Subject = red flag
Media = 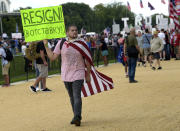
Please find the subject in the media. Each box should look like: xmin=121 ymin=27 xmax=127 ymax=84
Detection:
xmin=69 ymin=40 xmax=114 ymax=97
xmin=127 ymin=2 xmax=131 ymax=11
xmin=161 ymin=0 xmax=166 ymax=4
xmin=140 ymin=0 xmax=144 ymax=8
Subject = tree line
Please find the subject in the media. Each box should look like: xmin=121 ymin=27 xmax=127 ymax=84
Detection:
xmin=0 ymin=2 xmax=173 ymax=37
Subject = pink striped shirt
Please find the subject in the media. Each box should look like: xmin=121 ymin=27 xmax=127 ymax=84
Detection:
xmin=53 ymin=40 xmax=85 ymax=82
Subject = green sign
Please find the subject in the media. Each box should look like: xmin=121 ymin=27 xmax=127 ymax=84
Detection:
xmin=20 ymin=6 xmax=66 ymax=42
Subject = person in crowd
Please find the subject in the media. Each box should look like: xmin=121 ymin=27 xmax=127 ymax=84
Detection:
xmin=164 ymin=31 xmax=171 ymax=60
xmin=124 ymin=28 xmax=140 ymax=83
xmin=99 ymin=34 xmax=109 ymax=66
xmin=158 ymin=29 xmax=166 ymax=60
xmin=90 ymin=36 xmax=96 ymax=61
xmin=142 ymin=28 xmax=152 ymax=67
xmin=117 ymin=34 xmax=128 ymax=77
xmin=170 ymin=30 xmax=176 ymax=58
xmin=0 ymin=42 xmax=10 ymax=87
xmin=151 ymin=31 xmax=164 ymax=70
xmin=172 ymin=30 xmax=180 ymax=60
xmin=10 ymin=38 xmax=16 ymax=55
xmin=43 ymin=25 xmax=91 ymax=126
xmin=136 ymin=30 xmax=144 ymax=66
xmin=29 ymin=41 xmax=51 ymax=92
xmin=112 ymin=35 xmax=119 ymax=62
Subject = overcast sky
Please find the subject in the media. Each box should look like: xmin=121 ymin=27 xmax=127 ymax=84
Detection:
xmin=10 ymin=0 xmax=169 ymax=16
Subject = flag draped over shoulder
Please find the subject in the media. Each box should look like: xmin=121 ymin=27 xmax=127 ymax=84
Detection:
xmin=169 ymin=0 xmax=180 ymax=29
xmin=69 ymin=39 xmax=114 ymax=97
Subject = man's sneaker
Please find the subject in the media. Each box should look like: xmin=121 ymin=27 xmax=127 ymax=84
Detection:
xmin=36 ymin=87 xmax=41 ymax=92
xmin=152 ymin=67 xmax=156 ymax=70
xmin=70 ymin=116 xmax=82 ymax=124
xmin=129 ymin=80 xmax=138 ymax=83
xmin=29 ymin=86 xmax=36 ymax=92
xmin=41 ymin=88 xmax=52 ymax=92
xmin=72 ymin=116 xmax=81 ymax=126
xmin=157 ymin=67 xmax=162 ymax=70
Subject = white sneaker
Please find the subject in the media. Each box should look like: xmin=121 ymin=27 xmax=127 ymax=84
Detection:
xmin=36 ymin=87 xmax=40 ymax=92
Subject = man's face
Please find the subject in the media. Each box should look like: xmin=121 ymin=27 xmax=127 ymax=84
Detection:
xmin=67 ymin=26 xmax=78 ymax=39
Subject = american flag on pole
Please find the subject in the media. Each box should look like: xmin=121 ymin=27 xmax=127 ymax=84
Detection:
xmin=127 ymin=1 xmax=131 ymax=11
xmin=69 ymin=39 xmax=114 ymax=97
xmin=169 ymin=0 xmax=180 ymax=29
xmin=161 ymin=0 xmax=166 ymax=4
xmin=140 ymin=0 xmax=144 ymax=8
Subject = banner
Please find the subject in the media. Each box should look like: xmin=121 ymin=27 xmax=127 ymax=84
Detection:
xmin=112 ymin=24 xmax=120 ymax=34
xmin=12 ymin=33 xmax=22 ymax=39
xmin=20 ymin=6 xmax=66 ymax=42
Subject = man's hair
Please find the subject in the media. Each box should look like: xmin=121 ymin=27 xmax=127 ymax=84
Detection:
xmin=161 ymin=29 xmax=164 ymax=32
xmin=145 ymin=28 xmax=149 ymax=33
xmin=66 ymin=25 xmax=77 ymax=32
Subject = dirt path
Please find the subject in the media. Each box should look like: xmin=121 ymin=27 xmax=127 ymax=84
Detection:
xmin=0 ymin=60 xmax=180 ymax=131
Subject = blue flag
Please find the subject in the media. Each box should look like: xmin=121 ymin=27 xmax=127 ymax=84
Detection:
xmin=148 ymin=2 xmax=155 ymax=10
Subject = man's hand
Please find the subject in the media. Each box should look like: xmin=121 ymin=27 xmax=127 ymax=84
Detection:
xmin=43 ymin=40 xmax=48 ymax=47
xmin=44 ymin=61 xmax=48 ymax=66
xmin=85 ymin=74 xmax=91 ymax=83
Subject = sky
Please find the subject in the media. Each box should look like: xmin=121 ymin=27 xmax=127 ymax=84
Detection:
xmin=9 ymin=0 xmax=169 ymax=17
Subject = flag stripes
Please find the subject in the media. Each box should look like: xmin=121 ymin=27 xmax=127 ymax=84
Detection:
xmin=169 ymin=0 xmax=180 ymax=29
xmin=70 ymin=40 xmax=114 ymax=97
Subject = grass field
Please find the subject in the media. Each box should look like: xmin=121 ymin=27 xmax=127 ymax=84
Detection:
xmin=0 ymin=60 xmax=180 ymax=131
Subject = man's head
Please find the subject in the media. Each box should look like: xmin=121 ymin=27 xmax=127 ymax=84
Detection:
xmin=145 ymin=28 xmax=149 ymax=33
xmin=130 ymin=27 xmax=136 ymax=35
xmin=153 ymin=31 xmax=158 ymax=37
xmin=137 ymin=30 xmax=142 ymax=37
xmin=161 ymin=29 xmax=164 ymax=32
xmin=67 ymin=25 xmax=78 ymax=40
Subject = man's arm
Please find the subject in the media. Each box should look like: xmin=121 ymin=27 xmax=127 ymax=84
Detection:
xmin=43 ymin=40 xmax=59 ymax=61
xmin=40 ymin=50 xmax=48 ymax=66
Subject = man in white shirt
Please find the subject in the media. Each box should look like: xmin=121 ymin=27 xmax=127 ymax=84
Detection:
xmin=158 ymin=29 xmax=166 ymax=60
xmin=0 ymin=42 xmax=10 ymax=87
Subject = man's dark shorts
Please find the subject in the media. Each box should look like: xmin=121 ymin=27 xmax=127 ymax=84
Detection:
xmin=152 ymin=52 xmax=160 ymax=59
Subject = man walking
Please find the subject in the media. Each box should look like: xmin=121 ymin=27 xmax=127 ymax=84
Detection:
xmin=43 ymin=25 xmax=91 ymax=126
xmin=0 ymin=42 xmax=10 ymax=87
xmin=151 ymin=31 xmax=164 ymax=70
xmin=29 ymin=41 xmax=51 ymax=92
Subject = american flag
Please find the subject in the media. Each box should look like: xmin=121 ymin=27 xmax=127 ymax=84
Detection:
xmin=161 ymin=0 xmax=166 ymax=4
xmin=176 ymin=0 xmax=180 ymax=15
xmin=69 ymin=40 xmax=114 ymax=97
xmin=169 ymin=0 xmax=180 ymax=29
xmin=127 ymin=1 xmax=131 ymax=11
xmin=140 ymin=0 xmax=144 ymax=8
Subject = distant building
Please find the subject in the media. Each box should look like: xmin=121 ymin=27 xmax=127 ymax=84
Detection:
xmin=0 ymin=0 xmax=10 ymax=13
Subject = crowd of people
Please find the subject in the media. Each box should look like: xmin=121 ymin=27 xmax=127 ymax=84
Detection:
xmin=0 ymin=25 xmax=179 ymax=126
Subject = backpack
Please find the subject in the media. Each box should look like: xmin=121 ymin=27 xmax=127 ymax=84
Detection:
xmin=3 ymin=48 xmax=13 ymax=61
xmin=25 ymin=42 xmax=40 ymax=61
